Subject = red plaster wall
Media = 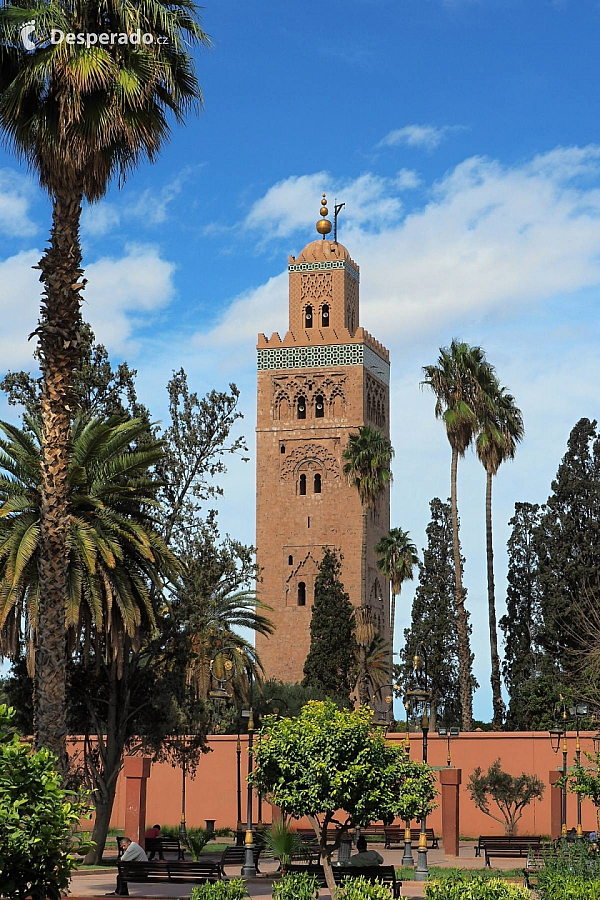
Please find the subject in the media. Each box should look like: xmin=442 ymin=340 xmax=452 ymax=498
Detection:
xmin=103 ymin=731 xmax=599 ymax=838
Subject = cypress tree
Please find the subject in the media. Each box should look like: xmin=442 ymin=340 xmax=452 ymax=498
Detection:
xmin=303 ymin=548 xmax=357 ymax=705
xmin=500 ymin=502 xmax=552 ymax=730
xmin=535 ymin=418 xmax=600 ymax=674
xmin=399 ymin=498 xmax=464 ymax=730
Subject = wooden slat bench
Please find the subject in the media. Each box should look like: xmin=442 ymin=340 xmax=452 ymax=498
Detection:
xmin=383 ymin=826 xmax=438 ymax=849
xmin=476 ymin=834 xmax=542 ymax=857
xmin=286 ymin=863 xmax=401 ymax=898
xmin=219 ymin=844 xmax=262 ymax=876
xmin=484 ymin=841 xmax=542 ymax=867
xmin=145 ymin=837 xmax=185 ymax=860
xmin=522 ymin=848 xmax=546 ymax=888
xmin=116 ymin=861 xmax=220 ymax=895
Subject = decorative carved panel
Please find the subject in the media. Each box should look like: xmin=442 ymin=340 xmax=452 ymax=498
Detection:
xmin=280 ymin=443 xmax=341 ymax=480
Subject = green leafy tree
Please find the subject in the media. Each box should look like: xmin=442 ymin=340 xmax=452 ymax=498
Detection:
xmin=423 ymin=340 xmax=497 ymax=730
xmin=353 ymin=611 xmax=390 ymax=707
xmin=251 ymin=700 xmax=437 ymax=894
xmin=399 ymin=499 xmax=465 ymax=730
xmin=535 ymin=419 xmax=600 ymax=676
xmin=0 ymin=705 xmax=91 ymax=900
xmin=0 ymin=324 xmax=148 ymax=426
xmin=467 ymin=758 xmax=545 ymax=835
xmin=303 ymin=549 xmax=357 ymax=705
xmin=375 ymin=527 xmax=418 ymax=676
xmin=0 ymin=0 xmax=208 ymax=764
xmin=476 ymin=384 xmax=524 ymax=729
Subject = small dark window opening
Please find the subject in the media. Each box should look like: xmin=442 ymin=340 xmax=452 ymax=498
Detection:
xmin=299 ymin=474 xmax=307 ymax=495
xmin=305 ymin=305 xmax=313 ymax=328
xmin=288 ymin=554 xmax=293 ymax=565
xmin=297 ymin=396 xmax=306 ymax=419
xmin=315 ymin=394 xmax=324 ymax=418
xmin=280 ymin=444 xmax=286 ymax=454
xmin=314 ymin=473 xmax=322 ymax=493
xmin=307 ymin=516 xmax=310 ymax=528
xmin=322 ymin=304 xmax=330 ymax=327
xmin=298 ymin=582 xmax=306 ymax=606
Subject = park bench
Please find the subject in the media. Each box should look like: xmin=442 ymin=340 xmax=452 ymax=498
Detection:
xmin=144 ymin=837 xmax=185 ymax=860
xmin=286 ymin=863 xmax=401 ymax=898
xmin=383 ymin=826 xmax=438 ymax=849
xmin=116 ymin=860 xmax=220 ymax=895
xmin=475 ymin=834 xmax=542 ymax=857
xmin=522 ymin=847 xmax=546 ymax=889
xmin=484 ymin=840 xmax=542 ymax=867
xmin=219 ymin=844 xmax=262 ymax=876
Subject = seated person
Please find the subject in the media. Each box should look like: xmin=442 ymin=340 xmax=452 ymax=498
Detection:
xmin=110 ymin=837 xmax=147 ymax=896
xmin=349 ymin=836 xmax=384 ymax=867
xmin=144 ymin=824 xmax=162 ymax=860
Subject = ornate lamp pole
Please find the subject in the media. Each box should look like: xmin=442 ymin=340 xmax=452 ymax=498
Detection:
xmin=236 ymin=727 xmax=243 ymax=845
xmin=568 ymin=704 xmax=589 ymax=838
xmin=406 ymin=643 xmax=431 ymax=882
xmin=549 ymin=706 xmax=568 ymax=846
xmin=437 ymin=726 xmax=460 ymax=767
xmin=209 ymin=647 xmax=257 ymax=873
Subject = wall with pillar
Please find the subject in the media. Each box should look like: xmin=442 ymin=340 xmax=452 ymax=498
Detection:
xmin=83 ymin=731 xmax=598 ymax=839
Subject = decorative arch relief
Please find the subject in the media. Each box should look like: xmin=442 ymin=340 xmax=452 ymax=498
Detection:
xmin=280 ymin=442 xmax=341 ymax=481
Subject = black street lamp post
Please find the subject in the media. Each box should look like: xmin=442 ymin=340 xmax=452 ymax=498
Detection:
xmin=407 ymin=644 xmax=431 ymax=882
xmin=569 ymin=704 xmax=589 ymax=838
xmin=549 ymin=707 xmax=568 ymax=846
xmin=236 ymin=729 xmax=243 ymax=845
xmin=209 ymin=648 xmax=257 ymax=874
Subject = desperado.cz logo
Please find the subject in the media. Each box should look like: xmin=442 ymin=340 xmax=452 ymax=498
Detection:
xmin=20 ymin=20 xmax=166 ymax=50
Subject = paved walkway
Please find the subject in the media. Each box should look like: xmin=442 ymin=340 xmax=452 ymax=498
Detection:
xmin=68 ymin=843 xmax=525 ymax=900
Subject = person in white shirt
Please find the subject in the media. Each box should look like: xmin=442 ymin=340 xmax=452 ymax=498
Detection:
xmin=348 ymin=836 xmax=384 ymax=867
xmin=108 ymin=837 xmax=148 ymax=896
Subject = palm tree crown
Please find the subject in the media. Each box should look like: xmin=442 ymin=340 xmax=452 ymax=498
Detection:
xmin=342 ymin=425 xmax=394 ymax=508
xmin=0 ymin=0 xmax=209 ymax=199
xmin=0 ymin=415 xmax=180 ymax=667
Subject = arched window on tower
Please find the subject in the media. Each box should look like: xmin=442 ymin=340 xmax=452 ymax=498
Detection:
xmin=298 ymin=582 xmax=306 ymax=606
xmin=321 ymin=304 xmax=330 ymax=327
xmin=297 ymin=396 xmax=306 ymax=419
xmin=305 ymin=305 xmax=313 ymax=328
xmin=314 ymin=473 xmax=322 ymax=494
xmin=315 ymin=394 xmax=324 ymax=418
xmin=299 ymin=474 xmax=307 ymax=495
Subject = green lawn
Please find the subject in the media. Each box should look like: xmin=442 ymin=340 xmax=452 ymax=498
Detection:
xmin=395 ymin=866 xmax=525 ymax=882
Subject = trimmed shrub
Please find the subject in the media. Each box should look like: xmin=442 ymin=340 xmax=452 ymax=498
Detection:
xmin=424 ymin=873 xmax=530 ymax=900
xmin=190 ymin=878 xmax=248 ymax=900
xmin=337 ymin=875 xmax=397 ymax=900
xmin=272 ymin=872 xmax=320 ymax=900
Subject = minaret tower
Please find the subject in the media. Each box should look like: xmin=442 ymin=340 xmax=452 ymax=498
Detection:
xmin=255 ymin=196 xmax=391 ymax=683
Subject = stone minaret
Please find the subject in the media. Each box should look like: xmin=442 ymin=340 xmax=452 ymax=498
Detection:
xmin=255 ymin=195 xmax=391 ymax=684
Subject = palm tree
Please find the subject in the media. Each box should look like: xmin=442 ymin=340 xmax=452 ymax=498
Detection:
xmin=342 ymin=425 xmax=394 ymax=695
xmin=422 ymin=340 xmax=496 ymax=731
xmin=476 ymin=384 xmax=524 ymax=729
xmin=375 ymin=528 xmax=418 ymax=679
xmin=0 ymin=0 xmax=208 ymax=759
xmin=353 ymin=606 xmax=390 ymax=706
xmin=0 ymin=415 xmax=180 ymax=670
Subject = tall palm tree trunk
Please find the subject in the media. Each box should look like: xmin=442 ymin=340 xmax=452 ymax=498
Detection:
xmin=450 ymin=446 xmax=473 ymax=731
xmin=35 ymin=187 xmax=84 ymax=765
xmin=486 ymin=470 xmax=505 ymax=729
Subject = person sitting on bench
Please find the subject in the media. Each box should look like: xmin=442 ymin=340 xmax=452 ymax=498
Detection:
xmin=107 ymin=837 xmax=147 ymax=896
xmin=349 ymin=836 xmax=383 ymax=867
xmin=144 ymin=824 xmax=161 ymax=859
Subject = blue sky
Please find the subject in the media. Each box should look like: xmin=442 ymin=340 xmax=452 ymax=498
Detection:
xmin=1 ymin=0 xmax=600 ymax=721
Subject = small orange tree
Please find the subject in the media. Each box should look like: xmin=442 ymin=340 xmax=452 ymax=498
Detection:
xmin=250 ymin=700 xmax=437 ymax=895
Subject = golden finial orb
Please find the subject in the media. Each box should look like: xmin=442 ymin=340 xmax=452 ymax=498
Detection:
xmin=316 ymin=192 xmax=332 ymax=237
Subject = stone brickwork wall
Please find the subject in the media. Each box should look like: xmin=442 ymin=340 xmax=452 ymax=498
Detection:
xmin=255 ymin=238 xmax=391 ymax=683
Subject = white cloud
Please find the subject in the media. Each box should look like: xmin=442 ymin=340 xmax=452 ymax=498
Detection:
xmin=243 ymin=171 xmax=403 ymax=242
xmin=0 ymin=170 xmax=38 ymax=237
xmin=395 ymin=168 xmax=422 ymax=190
xmin=0 ymin=249 xmax=42 ymax=370
xmin=81 ymin=202 xmax=121 ymax=238
xmin=84 ymin=244 xmax=176 ymax=353
xmin=378 ymin=124 xmax=458 ymax=152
